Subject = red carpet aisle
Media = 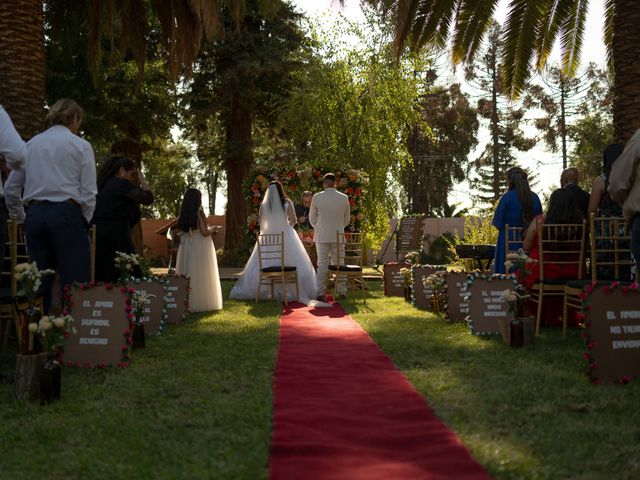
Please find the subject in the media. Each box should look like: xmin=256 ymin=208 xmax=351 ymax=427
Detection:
xmin=269 ymin=302 xmax=490 ymax=480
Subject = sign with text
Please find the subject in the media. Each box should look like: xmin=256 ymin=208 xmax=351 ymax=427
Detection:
xmin=467 ymin=277 xmax=514 ymax=335
xmin=584 ymin=286 xmax=640 ymax=383
xmin=446 ymin=272 xmax=470 ymax=322
xmin=397 ymin=217 xmax=424 ymax=255
xmin=383 ymin=263 xmax=406 ymax=297
xmin=164 ymin=276 xmax=190 ymax=324
xmin=412 ymin=266 xmax=445 ymax=309
xmin=63 ymin=286 xmax=129 ymax=367
xmin=133 ymin=280 xmax=167 ymax=335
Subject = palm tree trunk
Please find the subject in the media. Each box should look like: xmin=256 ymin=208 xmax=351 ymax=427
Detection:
xmin=223 ymin=96 xmax=253 ymax=263
xmin=0 ymin=0 xmax=44 ymax=139
xmin=612 ymin=0 xmax=640 ymax=143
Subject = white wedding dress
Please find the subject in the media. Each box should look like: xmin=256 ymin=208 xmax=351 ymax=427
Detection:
xmin=176 ymin=226 xmax=223 ymax=312
xmin=230 ymin=185 xmax=328 ymax=307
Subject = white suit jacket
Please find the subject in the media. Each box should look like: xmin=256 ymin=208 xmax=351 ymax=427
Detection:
xmin=309 ymin=188 xmax=351 ymax=244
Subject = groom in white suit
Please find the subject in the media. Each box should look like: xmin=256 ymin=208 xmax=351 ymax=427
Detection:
xmin=309 ymin=173 xmax=351 ymax=300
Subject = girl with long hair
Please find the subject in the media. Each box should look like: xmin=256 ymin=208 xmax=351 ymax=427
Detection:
xmin=92 ymin=154 xmax=154 ymax=281
xmin=175 ymin=188 xmax=222 ymax=311
xmin=491 ymin=166 xmax=543 ymax=273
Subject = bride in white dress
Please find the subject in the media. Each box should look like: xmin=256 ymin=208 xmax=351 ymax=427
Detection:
xmin=230 ymin=181 xmax=328 ymax=306
xmin=175 ymin=188 xmax=223 ymax=312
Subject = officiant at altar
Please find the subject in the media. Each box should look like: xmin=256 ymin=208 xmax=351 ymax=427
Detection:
xmin=295 ymin=191 xmax=313 ymax=230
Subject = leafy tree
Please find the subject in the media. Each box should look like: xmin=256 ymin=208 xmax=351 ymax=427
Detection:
xmin=362 ymin=0 xmax=640 ymax=143
xmin=280 ymin=13 xmax=423 ymax=245
xmin=404 ymin=79 xmax=478 ymax=215
xmin=465 ymin=24 xmax=535 ymax=205
xmin=185 ymin=0 xmax=306 ymax=260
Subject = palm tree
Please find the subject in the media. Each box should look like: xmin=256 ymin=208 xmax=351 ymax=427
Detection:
xmin=363 ymin=0 xmax=639 ymax=142
xmin=0 ymin=0 xmax=278 ymax=138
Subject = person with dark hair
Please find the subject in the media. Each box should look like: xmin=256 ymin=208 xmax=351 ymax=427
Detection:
xmin=91 ymin=155 xmax=154 ymax=281
xmin=174 ymin=188 xmax=222 ymax=312
xmin=491 ymin=166 xmax=543 ymax=273
xmin=4 ymin=99 xmax=96 ymax=311
xmin=295 ymin=191 xmax=313 ymax=230
xmin=588 ymin=143 xmax=625 ymax=217
xmin=520 ymin=188 xmax=584 ymax=326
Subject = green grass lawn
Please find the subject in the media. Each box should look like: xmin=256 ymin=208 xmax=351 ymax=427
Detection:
xmin=342 ymin=285 xmax=640 ymax=480
xmin=0 ymin=282 xmax=281 ymax=480
xmin=1 ymin=281 xmax=639 ymax=479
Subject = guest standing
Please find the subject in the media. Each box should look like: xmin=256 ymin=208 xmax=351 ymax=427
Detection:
xmin=560 ymin=168 xmax=590 ymax=219
xmin=175 ymin=189 xmax=222 ymax=312
xmin=609 ymin=129 xmax=640 ymax=275
xmin=5 ymin=99 xmax=96 ymax=311
xmin=492 ymin=167 xmax=543 ymax=273
xmin=588 ymin=143 xmax=625 ymax=217
xmin=92 ymin=155 xmax=154 ymax=282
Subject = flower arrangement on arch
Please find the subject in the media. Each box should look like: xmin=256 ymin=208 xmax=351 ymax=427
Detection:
xmin=114 ymin=251 xmax=140 ymax=282
xmin=28 ymin=314 xmax=75 ymax=355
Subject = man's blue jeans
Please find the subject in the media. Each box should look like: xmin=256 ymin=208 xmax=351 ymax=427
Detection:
xmin=24 ymin=202 xmax=90 ymax=312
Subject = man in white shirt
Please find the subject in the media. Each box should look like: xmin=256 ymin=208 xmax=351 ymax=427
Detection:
xmin=309 ymin=173 xmax=351 ymax=300
xmin=6 ymin=99 xmax=97 ymax=311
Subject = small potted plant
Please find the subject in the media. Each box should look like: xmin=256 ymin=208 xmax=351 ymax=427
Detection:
xmin=27 ymin=314 xmax=75 ymax=404
xmin=114 ymin=251 xmax=140 ymax=284
xmin=130 ymin=290 xmax=154 ymax=349
xmin=424 ymin=271 xmax=446 ymax=313
xmin=400 ymin=267 xmax=413 ymax=301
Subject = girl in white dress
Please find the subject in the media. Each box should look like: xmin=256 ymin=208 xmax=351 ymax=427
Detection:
xmin=230 ymin=181 xmax=329 ymax=307
xmin=175 ymin=188 xmax=223 ymax=312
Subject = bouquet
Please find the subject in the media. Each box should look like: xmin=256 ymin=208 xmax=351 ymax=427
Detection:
xmin=505 ymin=249 xmax=537 ymax=282
xmin=114 ymin=251 xmax=140 ymax=282
xmin=400 ymin=267 xmax=413 ymax=286
xmin=131 ymin=291 xmax=155 ymax=325
xmin=28 ymin=314 xmax=75 ymax=355
xmin=404 ymin=251 xmax=421 ymax=266
xmin=15 ymin=262 xmax=55 ymax=306
xmin=499 ymin=288 xmax=530 ymax=317
xmin=424 ymin=271 xmax=446 ymax=294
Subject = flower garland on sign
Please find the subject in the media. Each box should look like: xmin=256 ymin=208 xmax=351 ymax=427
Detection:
xmin=580 ymin=281 xmax=637 ymax=384
xmin=437 ymin=271 xmax=469 ymax=322
xmin=63 ymin=282 xmax=133 ymax=368
xmin=245 ymin=166 xmax=367 ymax=238
xmin=464 ymin=272 xmax=519 ymax=336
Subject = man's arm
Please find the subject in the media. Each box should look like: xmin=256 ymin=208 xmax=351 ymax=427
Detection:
xmin=0 ymin=106 xmax=27 ymax=170
xmin=610 ymin=129 xmax=640 ymax=205
xmin=4 ymin=169 xmax=26 ymax=222
xmin=343 ymin=197 xmax=350 ymax=227
xmin=79 ymin=142 xmax=97 ymax=222
xmin=309 ymin=196 xmax=318 ymax=228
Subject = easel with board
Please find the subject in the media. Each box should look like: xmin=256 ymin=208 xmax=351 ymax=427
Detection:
xmin=375 ymin=216 xmax=425 ymax=268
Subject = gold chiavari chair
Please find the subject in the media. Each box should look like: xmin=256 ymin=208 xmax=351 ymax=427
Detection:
xmin=256 ymin=232 xmax=299 ymax=305
xmin=505 ymin=224 xmax=525 ymax=256
xmin=328 ymin=231 xmax=366 ymax=303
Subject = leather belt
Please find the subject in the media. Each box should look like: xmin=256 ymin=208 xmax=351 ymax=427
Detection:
xmin=27 ymin=199 xmax=80 ymax=207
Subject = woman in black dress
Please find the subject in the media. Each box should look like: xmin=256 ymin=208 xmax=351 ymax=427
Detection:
xmin=92 ymin=155 xmax=154 ymax=281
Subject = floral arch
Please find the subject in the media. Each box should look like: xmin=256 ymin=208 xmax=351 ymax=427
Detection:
xmin=245 ymin=165 xmax=367 ymax=238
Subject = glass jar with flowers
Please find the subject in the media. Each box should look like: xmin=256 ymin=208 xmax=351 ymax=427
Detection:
xmin=131 ymin=290 xmax=154 ymax=349
xmin=28 ymin=314 xmax=75 ymax=403
xmin=400 ymin=267 xmax=413 ymax=301
xmin=114 ymin=251 xmax=140 ymax=284
xmin=424 ymin=272 xmax=447 ymax=313
xmin=14 ymin=262 xmax=55 ymax=354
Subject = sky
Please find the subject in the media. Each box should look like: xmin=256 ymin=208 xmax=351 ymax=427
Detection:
xmin=291 ymin=0 xmax=609 ymax=210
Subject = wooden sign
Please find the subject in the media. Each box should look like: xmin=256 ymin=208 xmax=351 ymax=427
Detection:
xmin=130 ymin=279 xmax=167 ymax=335
xmin=412 ymin=266 xmax=445 ymax=309
xmin=383 ymin=263 xmax=406 ymax=297
xmin=582 ymin=285 xmax=640 ymax=383
xmin=163 ymin=276 xmax=190 ymax=324
xmin=465 ymin=273 xmax=517 ymax=335
xmin=63 ymin=285 xmax=131 ymax=368
xmin=445 ymin=272 xmax=470 ymax=322
xmin=397 ymin=216 xmax=424 ymax=255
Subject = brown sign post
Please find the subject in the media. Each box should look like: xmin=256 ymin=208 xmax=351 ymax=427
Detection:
xmin=466 ymin=275 xmax=516 ymax=335
xmin=131 ymin=279 xmax=167 ymax=335
xmin=583 ymin=285 xmax=640 ymax=383
xmin=164 ymin=276 xmax=190 ymax=324
xmin=412 ymin=266 xmax=445 ymax=309
xmin=63 ymin=285 xmax=131 ymax=367
xmin=445 ymin=272 xmax=470 ymax=322
xmin=383 ymin=263 xmax=406 ymax=297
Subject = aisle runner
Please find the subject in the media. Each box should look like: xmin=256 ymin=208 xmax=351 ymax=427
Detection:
xmin=270 ymin=303 xmax=490 ymax=480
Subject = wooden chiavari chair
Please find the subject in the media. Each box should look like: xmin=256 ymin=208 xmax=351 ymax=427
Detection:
xmin=328 ymin=232 xmax=366 ymax=303
xmin=256 ymin=232 xmax=299 ymax=305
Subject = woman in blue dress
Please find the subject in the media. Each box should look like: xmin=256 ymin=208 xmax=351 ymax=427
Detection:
xmin=492 ymin=167 xmax=542 ymax=273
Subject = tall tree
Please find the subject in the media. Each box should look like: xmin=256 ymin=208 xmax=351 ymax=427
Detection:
xmin=362 ymin=0 xmax=640 ymax=143
xmin=185 ymin=0 xmax=305 ymax=260
xmin=404 ymin=79 xmax=478 ymax=215
xmin=465 ymin=24 xmax=535 ymax=204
